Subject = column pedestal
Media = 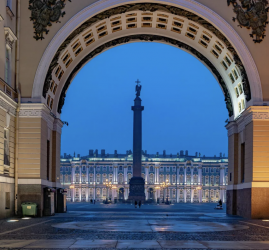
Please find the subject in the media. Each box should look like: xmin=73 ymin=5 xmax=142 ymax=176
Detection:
xmin=129 ymin=177 xmax=145 ymax=201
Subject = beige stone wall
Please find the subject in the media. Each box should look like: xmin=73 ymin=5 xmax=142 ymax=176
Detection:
xmin=18 ymin=117 xmax=42 ymax=178
xmin=253 ymin=120 xmax=269 ymax=181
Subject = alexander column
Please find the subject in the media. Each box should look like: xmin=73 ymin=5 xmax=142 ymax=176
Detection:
xmin=128 ymin=80 xmax=145 ymax=201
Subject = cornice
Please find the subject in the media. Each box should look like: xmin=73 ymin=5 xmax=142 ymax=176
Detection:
xmin=19 ymin=103 xmax=51 ymax=123
xmin=226 ymin=106 xmax=269 ymax=136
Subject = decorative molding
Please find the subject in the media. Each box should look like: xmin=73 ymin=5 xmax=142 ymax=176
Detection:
xmin=57 ymin=34 xmax=234 ymax=117
xmin=227 ymin=0 xmax=269 ymax=43
xmin=19 ymin=103 xmax=56 ymax=129
xmin=18 ymin=178 xmax=62 ymax=188
xmin=41 ymin=2 xmax=251 ymax=105
xmin=4 ymin=27 xmax=17 ymax=49
xmin=226 ymin=106 xmax=269 ymax=136
xmin=29 ymin=0 xmax=72 ymax=40
xmin=0 ymin=91 xmax=17 ymax=116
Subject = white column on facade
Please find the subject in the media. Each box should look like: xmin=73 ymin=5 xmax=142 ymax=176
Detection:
xmin=183 ymin=188 xmax=187 ymax=203
xmin=198 ymin=166 xmax=202 ymax=185
xmin=191 ymin=188 xmax=194 ymax=203
xmin=157 ymin=167 xmax=160 ymax=184
xmin=113 ymin=165 xmax=116 ymax=183
xmin=191 ymin=167 xmax=194 ymax=185
xmin=199 ymin=189 xmax=203 ymax=203
xmin=220 ymin=167 xmax=225 ymax=186
xmin=114 ymin=166 xmax=118 ymax=184
xmin=124 ymin=166 xmax=127 ymax=184
xmin=93 ymin=166 xmax=96 ymax=183
xmin=86 ymin=166 xmax=89 ymax=183
xmin=145 ymin=166 xmax=149 ymax=184
xmin=72 ymin=167 xmax=75 ymax=183
xmin=86 ymin=188 xmax=89 ymax=202
xmin=79 ymin=166 xmax=82 ymax=183
xmin=145 ymin=188 xmax=148 ymax=200
xmin=154 ymin=167 xmax=157 ymax=184
xmin=177 ymin=188 xmax=180 ymax=203
xmin=79 ymin=188 xmax=81 ymax=202
xmin=176 ymin=165 xmax=180 ymax=184
xmin=93 ymin=187 xmax=96 ymax=200
xmin=184 ymin=166 xmax=187 ymax=184
xmin=72 ymin=188 xmax=75 ymax=202
xmin=155 ymin=190 xmax=157 ymax=201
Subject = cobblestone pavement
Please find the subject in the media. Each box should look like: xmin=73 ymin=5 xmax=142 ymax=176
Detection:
xmin=1 ymin=203 xmax=269 ymax=249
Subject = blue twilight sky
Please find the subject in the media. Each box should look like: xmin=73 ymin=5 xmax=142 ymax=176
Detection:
xmin=61 ymin=42 xmax=228 ymax=157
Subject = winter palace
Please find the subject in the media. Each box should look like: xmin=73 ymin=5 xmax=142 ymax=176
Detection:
xmin=60 ymin=150 xmax=228 ymax=203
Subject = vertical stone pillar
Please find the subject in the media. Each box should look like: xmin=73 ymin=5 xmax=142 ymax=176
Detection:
xmin=72 ymin=167 xmax=75 ymax=184
xmin=115 ymin=166 xmax=118 ymax=184
xmin=198 ymin=167 xmax=202 ymax=185
xmin=124 ymin=166 xmax=127 ymax=184
xmin=72 ymin=188 xmax=75 ymax=202
xmin=79 ymin=188 xmax=81 ymax=202
xmin=191 ymin=167 xmax=194 ymax=185
xmin=183 ymin=188 xmax=187 ymax=203
xmin=145 ymin=166 xmax=149 ymax=184
xmin=129 ymin=90 xmax=145 ymax=201
xmin=86 ymin=167 xmax=89 ymax=183
xmin=226 ymin=107 xmax=269 ymax=218
xmin=79 ymin=167 xmax=82 ymax=183
xmin=184 ymin=166 xmax=187 ymax=184
xmin=177 ymin=165 xmax=180 ymax=184
xmin=176 ymin=188 xmax=180 ymax=203
xmin=154 ymin=167 xmax=157 ymax=184
xmin=157 ymin=166 xmax=160 ymax=184
xmin=113 ymin=165 xmax=116 ymax=183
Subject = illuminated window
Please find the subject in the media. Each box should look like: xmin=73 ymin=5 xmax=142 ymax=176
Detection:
xmin=238 ymin=84 xmax=243 ymax=95
xmin=239 ymin=102 xmax=242 ymax=112
xmin=235 ymin=87 xmax=239 ymax=98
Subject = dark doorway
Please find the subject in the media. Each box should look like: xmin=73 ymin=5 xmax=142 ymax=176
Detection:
xmin=119 ymin=188 xmax=124 ymax=200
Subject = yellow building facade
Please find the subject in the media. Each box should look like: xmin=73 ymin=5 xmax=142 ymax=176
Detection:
xmin=0 ymin=0 xmax=269 ymax=218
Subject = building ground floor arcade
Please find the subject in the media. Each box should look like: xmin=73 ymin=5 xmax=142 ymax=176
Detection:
xmin=61 ymin=152 xmax=228 ymax=203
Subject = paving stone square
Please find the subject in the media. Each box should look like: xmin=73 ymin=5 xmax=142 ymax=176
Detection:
xmin=1 ymin=203 xmax=269 ymax=249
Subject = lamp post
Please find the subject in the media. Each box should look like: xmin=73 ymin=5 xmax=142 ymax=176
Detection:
xmin=104 ymin=179 xmax=113 ymax=204
xmin=160 ymin=180 xmax=170 ymax=205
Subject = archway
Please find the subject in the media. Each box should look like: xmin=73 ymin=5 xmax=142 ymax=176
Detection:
xmin=16 ymin=0 xmax=268 ymax=219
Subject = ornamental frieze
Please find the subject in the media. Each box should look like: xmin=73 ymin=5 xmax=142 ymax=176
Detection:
xmin=29 ymin=0 xmax=71 ymax=40
xmin=41 ymin=3 xmax=251 ymax=110
xmin=227 ymin=0 xmax=269 ymax=43
xmin=57 ymin=34 xmax=234 ymax=117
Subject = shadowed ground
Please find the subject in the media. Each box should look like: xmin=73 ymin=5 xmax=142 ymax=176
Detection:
xmin=1 ymin=203 xmax=269 ymax=249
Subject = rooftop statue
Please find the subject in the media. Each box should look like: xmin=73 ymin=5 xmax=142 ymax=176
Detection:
xmin=135 ymin=79 xmax=142 ymax=97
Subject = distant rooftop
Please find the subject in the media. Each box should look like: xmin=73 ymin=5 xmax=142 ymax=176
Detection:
xmin=61 ymin=149 xmax=228 ymax=163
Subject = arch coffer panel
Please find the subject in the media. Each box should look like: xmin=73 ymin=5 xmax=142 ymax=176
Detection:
xmin=42 ymin=3 xmax=251 ymax=119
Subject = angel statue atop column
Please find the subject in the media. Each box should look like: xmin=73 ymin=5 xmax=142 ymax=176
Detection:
xmin=135 ymin=79 xmax=142 ymax=97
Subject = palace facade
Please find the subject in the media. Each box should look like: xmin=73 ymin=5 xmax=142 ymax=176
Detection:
xmin=60 ymin=150 xmax=228 ymax=203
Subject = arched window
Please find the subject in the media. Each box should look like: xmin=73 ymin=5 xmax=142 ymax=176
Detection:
xmin=150 ymin=166 xmax=153 ymax=172
xmin=96 ymin=174 xmax=100 ymax=183
xmin=119 ymin=166 xmax=122 ymax=171
xmin=159 ymin=175 xmax=164 ymax=183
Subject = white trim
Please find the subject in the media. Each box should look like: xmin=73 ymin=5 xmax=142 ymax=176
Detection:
xmin=18 ymin=178 xmax=63 ymax=188
xmin=32 ymin=0 xmax=263 ymax=107
xmin=0 ymin=175 xmax=14 ymax=184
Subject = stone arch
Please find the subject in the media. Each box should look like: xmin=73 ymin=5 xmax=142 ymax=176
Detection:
xmin=31 ymin=0 xmax=262 ymax=121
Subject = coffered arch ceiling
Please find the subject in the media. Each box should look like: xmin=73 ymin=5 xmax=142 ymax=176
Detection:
xmin=33 ymin=2 xmax=261 ymax=121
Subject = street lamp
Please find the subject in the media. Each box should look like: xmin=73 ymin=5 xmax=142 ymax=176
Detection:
xmin=160 ymin=180 xmax=170 ymax=205
xmin=104 ymin=179 xmax=113 ymax=204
